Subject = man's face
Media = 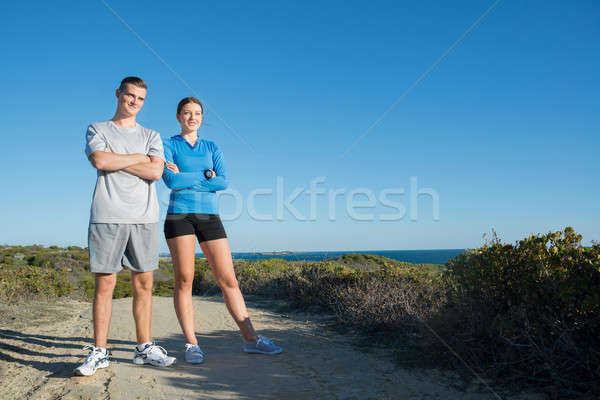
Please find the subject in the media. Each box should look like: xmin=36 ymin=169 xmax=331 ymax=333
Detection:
xmin=116 ymin=83 xmax=147 ymax=117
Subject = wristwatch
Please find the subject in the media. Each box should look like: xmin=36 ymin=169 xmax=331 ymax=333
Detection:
xmin=204 ymin=169 xmax=215 ymax=180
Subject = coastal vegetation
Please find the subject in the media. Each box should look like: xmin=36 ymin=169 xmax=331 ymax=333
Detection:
xmin=0 ymin=227 xmax=598 ymax=398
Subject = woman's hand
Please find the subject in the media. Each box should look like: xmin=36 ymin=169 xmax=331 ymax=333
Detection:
xmin=166 ymin=162 xmax=180 ymax=174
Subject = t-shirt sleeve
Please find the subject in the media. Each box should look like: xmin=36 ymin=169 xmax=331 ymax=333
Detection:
xmin=147 ymin=131 xmax=165 ymax=160
xmin=85 ymin=124 xmax=106 ymax=157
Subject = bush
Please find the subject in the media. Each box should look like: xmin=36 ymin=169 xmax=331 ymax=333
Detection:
xmin=436 ymin=228 xmax=600 ymax=398
xmin=192 ymin=258 xmax=217 ymax=294
xmin=190 ymin=256 xmax=445 ymax=335
xmin=0 ymin=265 xmax=73 ymax=303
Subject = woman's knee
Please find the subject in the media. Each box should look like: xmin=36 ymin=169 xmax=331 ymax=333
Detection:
xmin=216 ymin=274 xmax=239 ymax=291
xmin=175 ymin=273 xmax=194 ymax=292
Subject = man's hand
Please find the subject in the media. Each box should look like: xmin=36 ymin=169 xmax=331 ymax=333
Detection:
xmin=166 ymin=162 xmax=180 ymax=174
xmin=123 ymin=155 xmax=164 ymax=181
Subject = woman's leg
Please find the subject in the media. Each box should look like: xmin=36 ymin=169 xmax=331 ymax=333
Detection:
xmin=200 ymin=238 xmax=259 ymax=342
xmin=167 ymin=234 xmax=198 ymax=345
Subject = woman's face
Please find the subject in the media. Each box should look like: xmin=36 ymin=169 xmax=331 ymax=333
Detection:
xmin=177 ymin=102 xmax=203 ymax=131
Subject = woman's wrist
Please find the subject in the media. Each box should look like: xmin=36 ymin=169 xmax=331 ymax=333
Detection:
xmin=204 ymin=169 xmax=215 ymax=180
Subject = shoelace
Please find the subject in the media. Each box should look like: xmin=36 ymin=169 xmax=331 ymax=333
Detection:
xmin=147 ymin=343 xmax=168 ymax=356
xmin=185 ymin=344 xmax=205 ymax=355
xmin=258 ymin=336 xmax=274 ymax=346
xmin=82 ymin=344 xmax=96 ymax=352
xmin=82 ymin=344 xmax=108 ymax=361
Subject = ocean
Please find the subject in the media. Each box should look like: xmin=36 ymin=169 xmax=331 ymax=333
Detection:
xmin=229 ymin=249 xmax=465 ymax=265
xmin=160 ymin=249 xmax=465 ymax=264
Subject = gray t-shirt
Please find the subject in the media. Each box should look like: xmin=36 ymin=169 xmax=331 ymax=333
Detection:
xmin=85 ymin=121 xmax=164 ymax=224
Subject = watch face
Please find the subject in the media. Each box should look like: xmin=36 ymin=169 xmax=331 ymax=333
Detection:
xmin=205 ymin=169 xmax=214 ymax=179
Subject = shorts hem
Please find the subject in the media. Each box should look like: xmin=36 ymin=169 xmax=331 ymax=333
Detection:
xmin=197 ymin=234 xmax=228 ymax=243
xmin=90 ymin=266 xmax=123 ymax=274
xmin=166 ymin=232 xmax=227 ymax=242
xmin=123 ymin=264 xmax=159 ymax=273
xmin=90 ymin=265 xmax=158 ymax=274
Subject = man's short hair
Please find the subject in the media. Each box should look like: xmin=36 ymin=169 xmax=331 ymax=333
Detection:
xmin=118 ymin=76 xmax=147 ymax=92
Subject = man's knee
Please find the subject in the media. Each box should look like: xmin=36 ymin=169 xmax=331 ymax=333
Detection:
xmin=132 ymin=271 xmax=154 ymax=293
xmin=95 ymin=273 xmax=117 ymax=296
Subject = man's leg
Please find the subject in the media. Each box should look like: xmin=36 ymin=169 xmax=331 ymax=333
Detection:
xmin=93 ymin=273 xmax=117 ymax=347
xmin=131 ymin=270 xmax=153 ymax=344
xmin=75 ymin=224 xmax=126 ymax=376
xmin=127 ymin=223 xmax=175 ymax=367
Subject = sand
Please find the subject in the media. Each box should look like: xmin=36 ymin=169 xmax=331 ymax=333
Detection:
xmin=0 ymin=296 xmax=543 ymax=400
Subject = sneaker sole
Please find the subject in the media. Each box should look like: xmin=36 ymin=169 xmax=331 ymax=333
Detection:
xmin=73 ymin=360 xmax=109 ymax=376
xmin=243 ymin=348 xmax=283 ymax=355
xmin=133 ymin=357 xmax=176 ymax=367
xmin=185 ymin=358 xmax=204 ymax=364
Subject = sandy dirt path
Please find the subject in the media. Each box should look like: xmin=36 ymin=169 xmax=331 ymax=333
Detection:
xmin=0 ymin=296 xmax=541 ymax=400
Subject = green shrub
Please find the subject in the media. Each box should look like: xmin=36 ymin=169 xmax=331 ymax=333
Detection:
xmin=80 ymin=275 xmax=95 ymax=299
xmin=192 ymin=258 xmax=216 ymax=294
xmin=113 ymin=273 xmax=133 ymax=298
xmin=436 ymin=228 xmax=599 ymax=397
xmin=153 ymin=279 xmax=174 ymax=296
xmin=0 ymin=265 xmax=73 ymax=303
xmin=188 ymin=256 xmax=446 ymax=336
xmin=81 ymin=270 xmax=175 ymax=300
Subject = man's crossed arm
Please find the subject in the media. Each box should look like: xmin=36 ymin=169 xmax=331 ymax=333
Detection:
xmin=88 ymin=149 xmax=164 ymax=181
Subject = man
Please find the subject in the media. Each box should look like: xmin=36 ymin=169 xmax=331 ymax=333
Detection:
xmin=75 ymin=76 xmax=175 ymax=376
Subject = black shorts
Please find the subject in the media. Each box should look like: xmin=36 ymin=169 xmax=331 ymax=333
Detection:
xmin=164 ymin=213 xmax=227 ymax=242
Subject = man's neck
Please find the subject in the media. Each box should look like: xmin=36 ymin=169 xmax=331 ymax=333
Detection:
xmin=111 ymin=113 xmax=137 ymax=128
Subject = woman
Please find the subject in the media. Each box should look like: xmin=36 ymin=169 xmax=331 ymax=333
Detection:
xmin=162 ymin=97 xmax=281 ymax=363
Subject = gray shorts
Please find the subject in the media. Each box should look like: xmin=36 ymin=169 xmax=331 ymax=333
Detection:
xmin=88 ymin=223 xmax=159 ymax=274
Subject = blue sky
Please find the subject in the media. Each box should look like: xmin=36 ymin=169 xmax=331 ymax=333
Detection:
xmin=1 ymin=0 xmax=598 ymax=252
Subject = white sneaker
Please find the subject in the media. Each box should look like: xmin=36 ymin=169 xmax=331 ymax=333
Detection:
xmin=74 ymin=345 xmax=109 ymax=376
xmin=133 ymin=342 xmax=176 ymax=367
xmin=184 ymin=343 xmax=205 ymax=364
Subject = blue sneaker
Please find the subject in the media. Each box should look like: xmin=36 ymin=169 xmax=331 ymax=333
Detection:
xmin=184 ymin=343 xmax=205 ymax=364
xmin=243 ymin=336 xmax=282 ymax=355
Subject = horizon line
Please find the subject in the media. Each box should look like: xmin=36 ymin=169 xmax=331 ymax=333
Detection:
xmin=158 ymin=248 xmax=467 ymax=255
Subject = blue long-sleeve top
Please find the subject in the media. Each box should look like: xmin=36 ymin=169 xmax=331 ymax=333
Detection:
xmin=162 ymin=135 xmax=228 ymax=214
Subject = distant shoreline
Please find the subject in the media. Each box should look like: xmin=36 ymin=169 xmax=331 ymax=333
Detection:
xmin=255 ymin=251 xmax=296 ymax=255
xmin=159 ymin=249 xmax=465 ymax=265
